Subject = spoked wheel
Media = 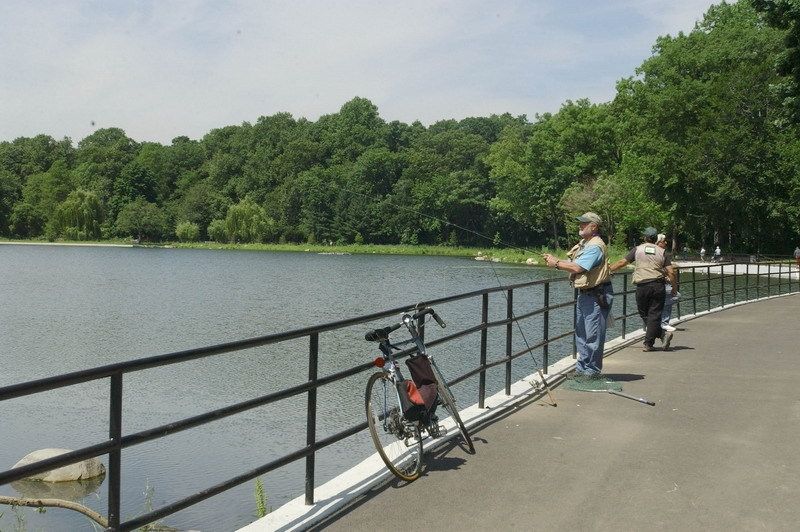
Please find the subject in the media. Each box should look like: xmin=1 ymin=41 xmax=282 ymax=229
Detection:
xmin=365 ymin=372 xmax=424 ymax=481
xmin=431 ymin=361 xmax=475 ymax=454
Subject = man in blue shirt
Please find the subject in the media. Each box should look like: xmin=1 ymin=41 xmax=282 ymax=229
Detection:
xmin=544 ymin=212 xmax=613 ymax=378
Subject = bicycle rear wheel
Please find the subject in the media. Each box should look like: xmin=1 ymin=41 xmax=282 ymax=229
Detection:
xmin=431 ymin=361 xmax=475 ymax=454
xmin=365 ymin=372 xmax=424 ymax=481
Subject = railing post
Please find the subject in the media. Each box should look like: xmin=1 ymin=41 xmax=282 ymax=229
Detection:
xmin=778 ymin=261 xmax=783 ymax=294
xmin=108 ymin=372 xmax=123 ymax=531
xmin=572 ymin=288 xmax=578 ymax=359
xmin=479 ymin=293 xmax=488 ymax=409
xmin=305 ymin=333 xmax=319 ymax=505
xmin=757 ymin=262 xmax=761 ymax=298
xmin=676 ymin=268 xmax=681 ymax=319
xmin=692 ymin=266 xmax=697 ymax=315
xmin=543 ymin=283 xmax=550 ymax=374
xmin=505 ymin=289 xmax=513 ymax=395
xmin=746 ymin=261 xmax=750 ymax=300
xmin=733 ymin=262 xmax=737 ymax=303
xmin=706 ymin=265 xmax=711 ymax=311
xmin=720 ymin=264 xmax=725 ymax=308
xmin=767 ymin=262 xmax=771 ymax=296
xmin=621 ymin=274 xmax=628 ymax=338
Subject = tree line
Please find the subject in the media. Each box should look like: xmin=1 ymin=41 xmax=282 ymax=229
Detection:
xmin=2 ymin=1 xmax=799 ymax=253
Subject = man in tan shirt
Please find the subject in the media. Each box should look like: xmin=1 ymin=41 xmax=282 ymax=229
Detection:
xmin=610 ymin=227 xmax=678 ymax=351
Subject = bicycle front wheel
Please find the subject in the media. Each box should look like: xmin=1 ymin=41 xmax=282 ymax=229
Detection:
xmin=365 ymin=372 xmax=424 ymax=481
xmin=431 ymin=361 xmax=475 ymax=454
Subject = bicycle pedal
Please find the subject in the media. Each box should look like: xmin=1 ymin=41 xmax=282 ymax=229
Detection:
xmin=427 ymin=424 xmax=448 ymax=438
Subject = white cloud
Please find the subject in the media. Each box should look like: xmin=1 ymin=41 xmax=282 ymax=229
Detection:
xmin=0 ymin=0 xmax=720 ymax=144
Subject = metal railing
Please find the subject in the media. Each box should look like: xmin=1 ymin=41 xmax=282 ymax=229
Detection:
xmin=618 ymin=261 xmax=798 ymax=339
xmin=0 ymin=260 xmax=797 ymax=530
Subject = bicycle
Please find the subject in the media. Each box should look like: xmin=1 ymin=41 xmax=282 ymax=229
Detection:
xmin=364 ymin=307 xmax=475 ymax=481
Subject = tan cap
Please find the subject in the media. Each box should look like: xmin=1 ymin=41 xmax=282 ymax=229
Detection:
xmin=656 ymin=233 xmax=667 ymax=243
xmin=576 ymin=212 xmax=602 ymax=225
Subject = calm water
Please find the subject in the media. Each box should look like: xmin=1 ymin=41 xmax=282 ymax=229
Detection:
xmin=0 ymin=244 xmax=616 ymax=530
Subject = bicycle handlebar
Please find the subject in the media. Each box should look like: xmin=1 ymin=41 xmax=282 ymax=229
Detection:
xmin=364 ymin=323 xmax=402 ymax=342
xmin=364 ymin=307 xmax=446 ymax=342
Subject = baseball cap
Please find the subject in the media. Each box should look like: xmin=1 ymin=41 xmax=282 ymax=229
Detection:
xmin=656 ymin=233 xmax=667 ymax=243
xmin=642 ymin=227 xmax=658 ymax=238
xmin=576 ymin=212 xmax=602 ymax=225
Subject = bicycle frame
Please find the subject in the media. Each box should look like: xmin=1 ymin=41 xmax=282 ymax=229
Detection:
xmin=365 ymin=308 xmax=474 ymax=479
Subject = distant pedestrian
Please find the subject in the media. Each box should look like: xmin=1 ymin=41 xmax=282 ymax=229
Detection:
xmin=794 ymin=246 xmax=800 ymax=268
xmin=682 ymin=245 xmax=689 ymax=261
xmin=657 ymin=234 xmax=678 ymax=333
xmin=700 ymin=246 xmax=707 ymax=262
xmin=543 ymin=212 xmax=612 ymax=379
xmin=610 ymin=227 xmax=678 ymax=351
xmin=713 ymin=246 xmax=722 ymax=262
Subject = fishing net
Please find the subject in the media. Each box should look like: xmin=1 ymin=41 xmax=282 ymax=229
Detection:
xmin=564 ymin=376 xmax=623 ymax=392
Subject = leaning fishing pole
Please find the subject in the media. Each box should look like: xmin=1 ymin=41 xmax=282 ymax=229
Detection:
xmin=327 ymin=180 xmax=557 ymax=406
xmin=568 ymin=386 xmax=655 ymax=407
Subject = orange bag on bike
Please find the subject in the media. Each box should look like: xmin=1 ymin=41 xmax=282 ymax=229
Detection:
xmin=406 ymin=355 xmax=438 ymax=410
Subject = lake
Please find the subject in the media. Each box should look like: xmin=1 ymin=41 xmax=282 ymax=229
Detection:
xmin=0 ymin=244 xmax=610 ymax=530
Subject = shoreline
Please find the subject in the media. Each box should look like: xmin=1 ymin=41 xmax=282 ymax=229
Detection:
xmin=0 ymin=240 xmax=134 ymax=248
xmin=0 ymin=239 xmax=636 ymax=264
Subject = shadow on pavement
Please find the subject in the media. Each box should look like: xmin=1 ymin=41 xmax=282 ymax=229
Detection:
xmin=601 ymin=373 xmax=645 ymax=382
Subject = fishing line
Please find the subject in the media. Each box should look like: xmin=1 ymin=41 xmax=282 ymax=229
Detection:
xmin=324 ymin=180 xmax=557 ymax=405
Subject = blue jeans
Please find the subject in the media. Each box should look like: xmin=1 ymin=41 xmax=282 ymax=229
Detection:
xmin=661 ymin=282 xmax=673 ymax=328
xmin=575 ymin=284 xmax=614 ymax=376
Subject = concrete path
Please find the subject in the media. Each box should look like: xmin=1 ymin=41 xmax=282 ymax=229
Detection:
xmin=319 ymin=294 xmax=800 ymax=531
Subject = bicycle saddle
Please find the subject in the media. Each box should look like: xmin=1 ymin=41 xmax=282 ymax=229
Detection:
xmin=364 ymin=324 xmax=398 ymax=342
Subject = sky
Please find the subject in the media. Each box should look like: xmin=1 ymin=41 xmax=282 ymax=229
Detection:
xmin=0 ymin=0 xmax=720 ymax=145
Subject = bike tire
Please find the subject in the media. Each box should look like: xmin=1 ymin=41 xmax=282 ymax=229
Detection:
xmin=431 ymin=361 xmax=475 ymax=454
xmin=365 ymin=372 xmax=424 ymax=481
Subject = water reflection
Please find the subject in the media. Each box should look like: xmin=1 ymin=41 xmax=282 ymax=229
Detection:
xmin=11 ymin=475 xmax=104 ymax=501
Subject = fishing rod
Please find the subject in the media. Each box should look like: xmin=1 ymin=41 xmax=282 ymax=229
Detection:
xmin=576 ymin=388 xmax=655 ymax=407
xmin=324 ymin=180 xmax=557 ymax=406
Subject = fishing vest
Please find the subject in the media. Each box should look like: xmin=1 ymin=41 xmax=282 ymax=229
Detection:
xmin=567 ymin=235 xmax=610 ymax=289
xmin=632 ymin=243 xmax=667 ymax=284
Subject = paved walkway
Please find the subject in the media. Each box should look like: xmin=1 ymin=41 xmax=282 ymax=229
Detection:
xmin=319 ymin=294 xmax=800 ymax=531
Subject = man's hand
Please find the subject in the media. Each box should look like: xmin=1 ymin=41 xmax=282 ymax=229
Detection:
xmin=609 ymin=258 xmax=629 ymax=272
xmin=542 ymin=253 xmax=558 ymax=268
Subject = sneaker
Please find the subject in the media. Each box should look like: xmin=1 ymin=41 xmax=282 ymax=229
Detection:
xmin=662 ymin=324 xmax=676 ymax=332
xmin=663 ymin=331 xmax=674 ymax=350
xmin=642 ymin=345 xmax=655 ymax=352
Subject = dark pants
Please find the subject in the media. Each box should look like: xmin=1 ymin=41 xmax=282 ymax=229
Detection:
xmin=636 ymin=280 xmax=665 ymax=347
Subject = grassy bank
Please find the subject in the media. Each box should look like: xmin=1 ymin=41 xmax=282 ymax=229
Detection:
xmin=1 ymin=237 xmax=630 ymax=264
xmin=171 ymin=241 xmax=631 ymax=263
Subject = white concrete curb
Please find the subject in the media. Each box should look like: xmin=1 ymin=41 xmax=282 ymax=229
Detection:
xmin=239 ymin=290 xmax=798 ymax=531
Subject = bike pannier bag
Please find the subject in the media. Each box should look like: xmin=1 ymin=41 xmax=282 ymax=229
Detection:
xmin=406 ymin=355 xmax=438 ymax=410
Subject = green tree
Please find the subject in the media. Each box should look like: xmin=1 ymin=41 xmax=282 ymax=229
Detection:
xmin=207 ymin=219 xmax=227 ymax=243
xmin=0 ymin=169 xmax=22 ymax=235
xmin=175 ymin=221 xmax=200 ymax=242
xmin=614 ymin=1 xmax=786 ymax=250
xmin=753 ymin=0 xmax=800 ymax=122
xmin=73 ymin=128 xmax=137 ymax=203
xmin=46 ymin=189 xmax=103 ymax=240
xmin=225 ymin=198 xmax=276 ymax=243
xmin=115 ymin=197 xmax=169 ymax=241
xmin=487 ymin=100 xmax=617 ymax=248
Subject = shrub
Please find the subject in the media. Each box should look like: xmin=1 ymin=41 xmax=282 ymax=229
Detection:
xmin=207 ymin=219 xmax=227 ymax=243
xmin=175 ymin=221 xmax=200 ymax=242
